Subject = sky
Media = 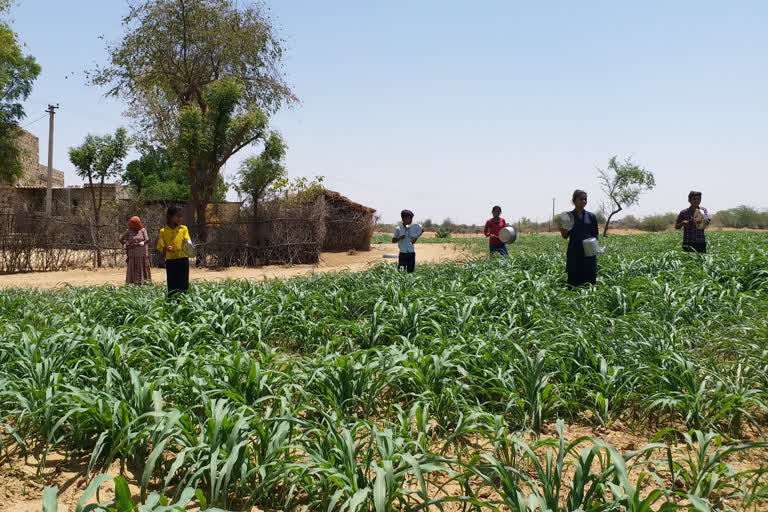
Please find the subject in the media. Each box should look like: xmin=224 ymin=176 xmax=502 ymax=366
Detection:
xmin=8 ymin=1 xmax=768 ymax=224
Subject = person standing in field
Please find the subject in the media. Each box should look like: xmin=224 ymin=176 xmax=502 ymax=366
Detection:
xmin=392 ymin=209 xmax=420 ymax=273
xmin=118 ymin=216 xmax=152 ymax=285
xmin=675 ymin=190 xmax=710 ymax=253
xmin=157 ymin=206 xmax=191 ymax=296
xmin=560 ymin=189 xmax=599 ymax=288
xmin=484 ymin=205 xmax=508 ymax=256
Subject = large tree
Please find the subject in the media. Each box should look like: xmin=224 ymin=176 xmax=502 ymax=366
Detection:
xmin=0 ymin=3 xmax=41 ymax=183
xmin=597 ymin=156 xmax=655 ymax=236
xmin=90 ymin=0 xmax=295 ymax=234
xmin=69 ymin=128 xmax=131 ymax=266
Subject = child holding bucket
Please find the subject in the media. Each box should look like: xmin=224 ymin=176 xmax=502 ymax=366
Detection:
xmin=560 ymin=189 xmax=599 ymax=288
xmin=157 ymin=206 xmax=192 ymax=296
xmin=675 ymin=190 xmax=710 ymax=253
xmin=392 ymin=209 xmax=421 ymax=273
xmin=484 ymin=205 xmax=508 ymax=256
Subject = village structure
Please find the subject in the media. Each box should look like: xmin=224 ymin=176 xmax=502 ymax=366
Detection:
xmin=0 ymin=128 xmax=376 ymax=272
xmin=0 ymin=128 xmax=126 ymax=214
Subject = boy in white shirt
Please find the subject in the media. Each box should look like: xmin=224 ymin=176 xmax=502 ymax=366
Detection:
xmin=392 ymin=209 xmax=420 ymax=273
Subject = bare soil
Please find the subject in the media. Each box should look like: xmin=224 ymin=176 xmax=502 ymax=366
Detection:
xmin=0 ymin=244 xmax=473 ymax=290
xmin=3 ymin=421 xmax=765 ymax=512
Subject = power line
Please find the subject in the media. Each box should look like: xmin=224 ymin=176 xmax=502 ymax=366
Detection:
xmin=21 ymin=113 xmax=48 ymax=129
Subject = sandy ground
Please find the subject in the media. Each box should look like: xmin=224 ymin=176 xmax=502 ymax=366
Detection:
xmin=2 ymin=420 xmax=764 ymax=512
xmin=0 ymin=243 xmax=474 ymax=290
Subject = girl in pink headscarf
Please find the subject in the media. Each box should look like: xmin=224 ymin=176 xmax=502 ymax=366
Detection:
xmin=119 ymin=216 xmax=152 ymax=284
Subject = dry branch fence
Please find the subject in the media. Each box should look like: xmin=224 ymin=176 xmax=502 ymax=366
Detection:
xmin=0 ymin=192 xmax=375 ymax=274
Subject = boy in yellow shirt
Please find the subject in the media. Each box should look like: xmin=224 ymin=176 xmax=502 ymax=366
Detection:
xmin=157 ymin=206 xmax=192 ymax=295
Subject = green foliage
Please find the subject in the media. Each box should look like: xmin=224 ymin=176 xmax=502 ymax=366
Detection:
xmin=69 ymin=128 xmax=131 ymax=188
xmin=89 ymin=0 xmax=294 ymax=225
xmin=68 ymin=128 xmax=131 ymax=266
xmin=0 ymin=15 xmax=41 ymax=183
xmin=234 ymin=132 xmax=287 ymax=213
xmin=173 ymin=77 xmax=271 ymax=220
xmin=44 ymin=475 xmax=228 ymax=512
xmin=434 ymin=228 xmax=451 ymax=238
xmin=598 ymin=155 xmax=656 ymax=236
xmin=89 ymin=0 xmax=294 ymax=147
xmin=268 ymin=174 xmax=325 ymax=206
xmin=123 ymin=146 xmax=188 ymax=201
xmin=2 ymin=232 xmax=768 ymax=509
xmin=712 ymin=205 xmax=768 ymax=229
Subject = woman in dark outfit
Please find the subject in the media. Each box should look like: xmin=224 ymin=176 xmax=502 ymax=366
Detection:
xmin=560 ymin=189 xmax=599 ymax=288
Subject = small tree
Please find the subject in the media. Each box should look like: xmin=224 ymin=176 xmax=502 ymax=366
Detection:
xmin=234 ymin=132 xmax=287 ymax=217
xmin=597 ymin=156 xmax=655 ymax=236
xmin=69 ymin=128 xmax=130 ymax=266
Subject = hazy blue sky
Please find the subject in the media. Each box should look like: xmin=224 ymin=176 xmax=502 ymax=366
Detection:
xmin=10 ymin=1 xmax=768 ymax=224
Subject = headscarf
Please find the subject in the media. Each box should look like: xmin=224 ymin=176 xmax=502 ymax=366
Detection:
xmin=128 ymin=216 xmax=143 ymax=231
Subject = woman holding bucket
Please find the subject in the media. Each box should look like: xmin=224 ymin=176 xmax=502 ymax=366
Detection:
xmin=560 ymin=189 xmax=599 ymax=288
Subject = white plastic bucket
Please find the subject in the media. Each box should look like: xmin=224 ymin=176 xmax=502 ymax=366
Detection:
xmin=582 ymin=237 xmax=601 ymax=257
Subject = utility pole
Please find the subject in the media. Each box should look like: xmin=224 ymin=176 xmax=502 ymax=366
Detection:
xmin=550 ymin=197 xmax=555 ymax=232
xmin=45 ymin=104 xmax=59 ymax=216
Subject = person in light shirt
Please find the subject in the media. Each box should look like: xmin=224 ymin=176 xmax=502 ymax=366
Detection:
xmin=484 ymin=205 xmax=508 ymax=256
xmin=157 ymin=206 xmax=192 ymax=296
xmin=392 ymin=209 xmax=421 ymax=273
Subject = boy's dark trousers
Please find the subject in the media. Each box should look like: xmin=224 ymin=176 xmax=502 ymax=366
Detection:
xmin=683 ymin=242 xmax=706 ymax=253
xmin=166 ymin=257 xmax=190 ymax=295
xmin=398 ymin=252 xmax=415 ymax=273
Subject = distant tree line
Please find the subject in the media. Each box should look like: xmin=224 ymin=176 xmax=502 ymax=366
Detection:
xmin=378 ymin=206 xmax=768 ymax=236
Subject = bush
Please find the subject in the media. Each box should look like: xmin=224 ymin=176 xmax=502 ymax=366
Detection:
xmin=616 ymin=215 xmax=641 ymax=230
xmin=640 ymin=212 xmax=677 ymax=232
xmin=435 ymin=228 xmax=451 ymax=238
xmin=712 ymin=206 xmax=768 ymax=229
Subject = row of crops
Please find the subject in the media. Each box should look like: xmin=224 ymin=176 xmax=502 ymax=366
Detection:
xmin=2 ymin=232 xmax=768 ymax=510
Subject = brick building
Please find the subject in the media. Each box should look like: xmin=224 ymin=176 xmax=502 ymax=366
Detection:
xmin=9 ymin=129 xmax=65 ymax=187
xmin=0 ymin=129 xmax=130 ymax=214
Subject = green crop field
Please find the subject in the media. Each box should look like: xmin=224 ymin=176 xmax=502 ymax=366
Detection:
xmin=2 ymin=232 xmax=768 ymax=511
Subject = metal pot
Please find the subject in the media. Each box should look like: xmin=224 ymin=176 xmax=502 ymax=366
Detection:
xmin=499 ymin=226 xmax=517 ymax=244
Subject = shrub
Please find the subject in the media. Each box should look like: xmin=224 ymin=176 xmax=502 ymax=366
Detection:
xmin=640 ymin=212 xmax=677 ymax=232
xmin=712 ymin=206 xmax=768 ymax=229
xmin=435 ymin=228 xmax=451 ymax=238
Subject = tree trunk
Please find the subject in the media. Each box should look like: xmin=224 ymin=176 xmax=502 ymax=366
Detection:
xmin=603 ymin=204 xmax=622 ymax=237
xmin=94 ymin=209 xmax=102 ymax=268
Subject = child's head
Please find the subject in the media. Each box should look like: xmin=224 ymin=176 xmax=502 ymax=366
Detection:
xmin=491 ymin=205 xmax=502 ymax=219
xmin=688 ymin=191 xmax=702 ymax=208
xmin=572 ymin=189 xmax=588 ymax=208
xmin=400 ymin=209 xmax=414 ymax=225
xmin=167 ymin=205 xmax=183 ymax=226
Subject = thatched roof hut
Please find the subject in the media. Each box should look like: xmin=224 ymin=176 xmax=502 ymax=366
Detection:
xmin=321 ymin=190 xmax=376 ymax=251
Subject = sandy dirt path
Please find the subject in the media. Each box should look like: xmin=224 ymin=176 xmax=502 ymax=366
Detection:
xmin=0 ymin=243 xmax=474 ymax=290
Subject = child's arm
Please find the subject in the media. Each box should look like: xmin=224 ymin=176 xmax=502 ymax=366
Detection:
xmin=392 ymin=226 xmax=404 ymax=243
xmin=157 ymin=231 xmax=172 ymax=253
xmin=674 ymin=211 xmax=687 ymax=229
xmin=591 ymin=214 xmax=598 ymax=238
